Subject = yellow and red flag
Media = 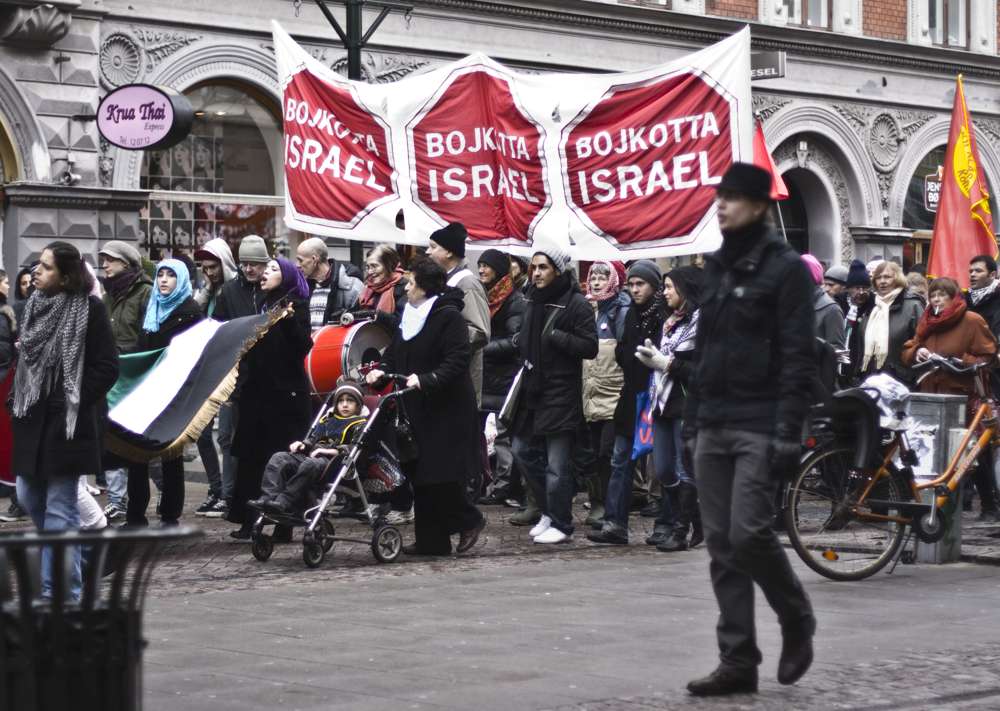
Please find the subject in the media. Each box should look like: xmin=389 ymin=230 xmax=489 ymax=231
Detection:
xmin=752 ymin=120 xmax=789 ymax=201
xmin=928 ymin=75 xmax=997 ymax=289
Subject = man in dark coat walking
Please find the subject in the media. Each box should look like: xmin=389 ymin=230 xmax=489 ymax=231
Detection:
xmin=478 ymin=248 xmax=527 ymax=506
xmin=682 ymin=163 xmax=817 ymax=697
xmin=965 ymin=254 xmax=1000 ymax=520
xmin=510 ymin=242 xmax=598 ymax=544
xmin=588 ymin=259 xmax=665 ymax=545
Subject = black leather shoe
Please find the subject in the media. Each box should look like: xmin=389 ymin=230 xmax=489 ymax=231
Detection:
xmin=645 ymin=528 xmax=668 ymax=546
xmin=656 ymin=533 xmax=689 ymax=552
xmin=586 ymin=527 xmax=628 ymax=545
xmin=777 ymin=619 xmax=815 ymax=685
xmin=689 ymin=526 xmax=704 ymax=549
xmin=686 ymin=667 xmax=758 ymax=696
xmin=456 ymin=517 xmax=486 ymax=553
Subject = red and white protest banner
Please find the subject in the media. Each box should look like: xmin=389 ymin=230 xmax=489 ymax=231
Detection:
xmin=273 ymin=22 xmax=751 ymax=259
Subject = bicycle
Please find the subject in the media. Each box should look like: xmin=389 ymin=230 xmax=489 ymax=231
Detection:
xmin=783 ymin=355 xmax=997 ymax=581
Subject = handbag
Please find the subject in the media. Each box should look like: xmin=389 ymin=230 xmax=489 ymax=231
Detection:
xmin=498 ymin=365 xmax=525 ymax=428
xmin=631 ymin=373 xmax=656 ymax=460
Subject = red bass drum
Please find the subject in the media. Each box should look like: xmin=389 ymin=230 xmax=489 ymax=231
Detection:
xmin=305 ymin=321 xmax=391 ymax=395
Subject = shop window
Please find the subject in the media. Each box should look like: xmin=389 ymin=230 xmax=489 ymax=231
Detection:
xmin=139 ymin=83 xmax=287 ymax=260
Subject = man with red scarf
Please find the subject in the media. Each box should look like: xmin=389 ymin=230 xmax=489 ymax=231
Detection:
xmin=478 ymin=249 xmax=526 ymax=507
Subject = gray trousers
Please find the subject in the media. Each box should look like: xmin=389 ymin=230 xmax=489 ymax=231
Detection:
xmin=695 ymin=427 xmax=814 ymax=673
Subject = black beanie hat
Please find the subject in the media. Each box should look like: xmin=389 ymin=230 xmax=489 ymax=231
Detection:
xmin=717 ymin=162 xmax=773 ymax=203
xmin=429 ymin=222 xmax=467 ymax=259
xmin=477 ymin=249 xmax=510 ymax=279
xmin=665 ymin=266 xmax=704 ymax=307
xmin=845 ymin=259 xmax=870 ymax=288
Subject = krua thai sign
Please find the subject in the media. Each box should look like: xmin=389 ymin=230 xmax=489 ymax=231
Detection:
xmin=97 ymin=84 xmax=194 ymax=151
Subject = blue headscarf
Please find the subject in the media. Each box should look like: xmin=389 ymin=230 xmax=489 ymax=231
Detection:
xmin=142 ymin=258 xmax=193 ymax=333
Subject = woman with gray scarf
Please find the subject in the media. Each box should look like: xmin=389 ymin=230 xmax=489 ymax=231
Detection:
xmin=10 ymin=242 xmax=118 ymax=601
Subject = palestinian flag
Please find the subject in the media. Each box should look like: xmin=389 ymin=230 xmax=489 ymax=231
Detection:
xmin=106 ymin=307 xmax=289 ymax=462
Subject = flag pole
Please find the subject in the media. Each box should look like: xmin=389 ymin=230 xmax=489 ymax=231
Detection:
xmin=775 ymin=199 xmax=789 ymax=243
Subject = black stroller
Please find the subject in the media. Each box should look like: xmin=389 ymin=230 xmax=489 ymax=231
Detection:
xmin=249 ymin=375 xmax=415 ymax=568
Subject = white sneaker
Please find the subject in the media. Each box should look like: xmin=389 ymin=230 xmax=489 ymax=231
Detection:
xmin=529 ymin=515 xmax=552 ymax=538
xmin=533 ymin=527 xmax=569 ymax=544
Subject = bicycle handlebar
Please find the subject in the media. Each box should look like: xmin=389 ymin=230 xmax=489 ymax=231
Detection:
xmin=911 ymin=354 xmax=988 ymax=376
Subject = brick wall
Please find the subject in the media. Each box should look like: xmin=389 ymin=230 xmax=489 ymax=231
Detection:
xmin=704 ymin=0 xmax=757 ymax=21
xmin=863 ymin=0 xmax=907 ymax=40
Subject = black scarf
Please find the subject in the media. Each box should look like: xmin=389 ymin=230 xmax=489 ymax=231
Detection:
xmin=636 ymin=291 xmax=665 ymax=337
xmin=524 ymin=272 xmax=571 ymax=397
xmin=717 ymin=219 xmax=768 ymax=267
xmin=104 ymin=268 xmax=141 ymax=302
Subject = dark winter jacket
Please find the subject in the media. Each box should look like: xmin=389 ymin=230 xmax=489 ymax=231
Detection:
xmin=11 ymin=296 xmax=119 ymax=480
xmin=232 ymin=297 xmax=314 ymax=459
xmin=613 ymin=298 xmax=666 ymax=437
xmin=814 ymin=287 xmax=846 ymax=349
xmin=379 ymin=288 xmax=479 ymax=486
xmin=481 ymin=288 xmax=527 ymax=413
xmin=136 ymin=296 xmax=203 ymax=352
xmin=310 ymin=259 xmax=363 ymax=326
xmin=683 ymin=226 xmax=817 ymax=436
xmin=103 ymin=272 xmax=153 ymax=353
xmin=513 ymin=275 xmax=599 ymax=436
xmin=851 ymin=289 xmax=923 ymax=386
xmin=213 ymin=270 xmax=263 ymax=322
xmin=966 ymin=285 xmax=1000 ymax=394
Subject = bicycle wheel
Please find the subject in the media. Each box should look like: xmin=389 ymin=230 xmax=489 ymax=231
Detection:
xmin=784 ymin=446 xmax=907 ymax=581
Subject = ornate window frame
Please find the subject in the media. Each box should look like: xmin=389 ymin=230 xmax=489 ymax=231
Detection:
xmin=758 ymin=0 xmax=862 ymax=34
xmin=909 ymin=0 xmax=995 ymax=53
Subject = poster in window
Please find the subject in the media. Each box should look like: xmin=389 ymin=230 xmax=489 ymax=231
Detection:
xmin=172 ymin=221 xmax=194 ymax=248
xmin=193 ymin=137 xmax=214 ymax=179
xmin=171 ymin=140 xmax=193 ymax=178
xmin=196 ymin=201 xmax=215 ymax=221
xmin=172 ymin=201 xmax=193 ymax=221
xmin=149 ymin=220 xmax=170 ymax=247
xmin=147 ymin=150 xmax=170 ymax=178
xmin=195 ymin=221 xmax=215 ymax=246
xmin=149 ymin=197 xmax=170 ymax=220
xmin=214 ymin=178 xmax=225 ymax=194
xmin=138 ymin=219 xmax=149 ymax=246
xmin=171 ymin=178 xmax=192 ymax=193
xmin=192 ymin=178 xmax=213 ymax=194
xmin=214 ymin=138 xmax=225 ymax=175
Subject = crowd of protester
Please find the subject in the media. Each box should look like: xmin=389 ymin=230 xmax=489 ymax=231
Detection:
xmin=4 ymin=187 xmax=1000 ymax=593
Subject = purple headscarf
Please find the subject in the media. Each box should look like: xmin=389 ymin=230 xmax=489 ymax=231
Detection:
xmin=275 ymin=257 xmax=310 ymax=301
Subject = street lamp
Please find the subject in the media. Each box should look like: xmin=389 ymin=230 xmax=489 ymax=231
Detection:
xmin=294 ymin=0 xmax=413 ymax=266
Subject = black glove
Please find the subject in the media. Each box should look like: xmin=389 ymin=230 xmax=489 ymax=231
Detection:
xmin=545 ymin=328 xmax=568 ymax=351
xmin=771 ymin=423 xmax=803 ymax=479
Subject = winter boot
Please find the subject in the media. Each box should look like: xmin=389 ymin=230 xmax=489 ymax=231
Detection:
xmin=509 ymin=485 xmax=541 ymax=526
xmin=645 ymin=524 xmax=669 ymax=546
xmin=686 ymin=484 xmax=704 ymax=548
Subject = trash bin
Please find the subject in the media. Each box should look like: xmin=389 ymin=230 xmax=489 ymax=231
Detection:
xmin=908 ymin=393 xmax=967 ymax=564
xmin=0 ymin=526 xmax=201 ymax=711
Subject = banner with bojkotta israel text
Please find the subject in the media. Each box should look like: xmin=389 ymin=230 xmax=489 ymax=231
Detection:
xmin=272 ymin=22 xmax=752 ymax=260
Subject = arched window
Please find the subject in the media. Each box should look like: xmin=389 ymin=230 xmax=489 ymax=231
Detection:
xmin=138 ymin=82 xmax=287 ymax=260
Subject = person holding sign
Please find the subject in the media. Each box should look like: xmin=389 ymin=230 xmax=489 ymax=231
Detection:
xmin=682 ymin=163 xmax=817 ymax=697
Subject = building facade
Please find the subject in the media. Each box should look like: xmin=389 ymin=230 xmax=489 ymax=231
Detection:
xmin=1 ymin=0 xmax=999 ymax=271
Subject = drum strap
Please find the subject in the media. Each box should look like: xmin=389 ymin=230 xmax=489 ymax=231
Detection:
xmin=447 ymin=269 xmax=474 ymax=288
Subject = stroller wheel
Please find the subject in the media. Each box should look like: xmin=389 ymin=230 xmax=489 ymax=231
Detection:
xmin=251 ymin=534 xmax=274 ymax=562
xmin=302 ymin=538 xmax=325 ymax=568
xmin=320 ymin=517 xmax=336 ymax=553
xmin=371 ymin=525 xmax=403 ymax=563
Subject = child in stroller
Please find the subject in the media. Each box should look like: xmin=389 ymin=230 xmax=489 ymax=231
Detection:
xmin=249 ymin=381 xmax=367 ymax=519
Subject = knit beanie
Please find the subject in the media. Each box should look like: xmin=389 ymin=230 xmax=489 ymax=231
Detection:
xmin=626 ymin=259 xmax=662 ymax=289
xmin=532 ymin=241 xmax=571 ymax=274
xmin=664 ymin=266 xmax=703 ymax=307
xmin=98 ymin=240 xmax=142 ymax=269
xmin=800 ymin=254 xmax=824 ymax=286
xmin=333 ymin=381 xmax=364 ymax=412
xmin=238 ymin=235 xmax=270 ymax=264
xmin=477 ymin=249 xmax=510 ymax=279
xmin=824 ymin=264 xmax=848 ymax=285
xmin=716 ymin=162 xmax=773 ymax=202
xmin=429 ymin=222 xmax=467 ymax=259
xmin=846 ymin=259 xmax=870 ymax=288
